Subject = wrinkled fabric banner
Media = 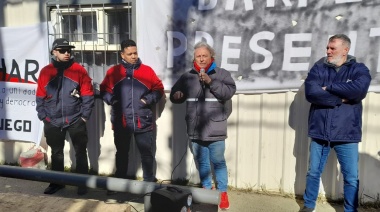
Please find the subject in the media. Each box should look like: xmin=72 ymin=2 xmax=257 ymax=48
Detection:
xmin=0 ymin=22 xmax=51 ymax=144
xmin=137 ymin=0 xmax=380 ymax=92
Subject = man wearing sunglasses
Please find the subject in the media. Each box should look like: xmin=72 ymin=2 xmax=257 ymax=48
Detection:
xmin=36 ymin=38 xmax=94 ymax=196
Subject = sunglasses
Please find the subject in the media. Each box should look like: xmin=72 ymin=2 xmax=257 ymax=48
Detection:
xmin=56 ymin=49 xmax=72 ymax=54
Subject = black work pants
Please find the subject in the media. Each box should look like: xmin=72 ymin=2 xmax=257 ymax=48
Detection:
xmin=113 ymin=129 xmax=156 ymax=182
xmin=44 ymin=119 xmax=89 ymax=174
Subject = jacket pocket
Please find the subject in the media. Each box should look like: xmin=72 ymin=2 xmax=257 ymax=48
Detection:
xmin=44 ymin=99 xmax=59 ymax=118
xmin=136 ymin=110 xmax=153 ymax=129
xmin=209 ymin=104 xmax=227 ymax=122
xmin=207 ymin=114 xmax=227 ymax=137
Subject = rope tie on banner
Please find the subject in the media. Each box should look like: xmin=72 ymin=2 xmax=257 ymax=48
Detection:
xmin=56 ymin=0 xmax=64 ymax=20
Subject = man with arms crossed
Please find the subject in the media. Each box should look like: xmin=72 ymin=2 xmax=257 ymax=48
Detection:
xmin=300 ymin=34 xmax=371 ymax=212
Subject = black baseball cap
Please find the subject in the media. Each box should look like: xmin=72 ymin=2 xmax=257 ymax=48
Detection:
xmin=51 ymin=38 xmax=75 ymax=54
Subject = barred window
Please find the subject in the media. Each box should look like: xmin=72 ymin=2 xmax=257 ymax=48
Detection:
xmin=61 ymin=12 xmax=98 ymax=42
xmin=48 ymin=2 xmax=134 ymax=84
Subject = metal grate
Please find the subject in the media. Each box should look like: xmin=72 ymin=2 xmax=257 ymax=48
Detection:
xmin=48 ymin=2 xmax=133 ymax=85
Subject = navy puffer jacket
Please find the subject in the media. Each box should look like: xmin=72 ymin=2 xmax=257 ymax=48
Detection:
xmin=305 ymin=56 xmax=371 ymax=142
xmin=100 ymin=59 xmax=164 ymax=133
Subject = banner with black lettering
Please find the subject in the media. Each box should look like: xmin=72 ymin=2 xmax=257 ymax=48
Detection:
xmin=137 ymin=0 xmax=380 ymax=92
xmin=0 ymin=22 xmax=50 ymax=144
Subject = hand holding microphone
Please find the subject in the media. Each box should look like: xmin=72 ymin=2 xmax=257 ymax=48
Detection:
xmin=199 ymin=68 xmax=211 ymax=88
xmin=200 ymin=68 xmax=205 ymax=88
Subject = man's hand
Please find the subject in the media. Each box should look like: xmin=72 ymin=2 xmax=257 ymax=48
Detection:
xmin=322 ymin=86 xmax=348 ymax=103
xmin=141 ymin=99 xmax=147 ymax=104
xmin=199 ymin=72 xmax=212 ymax=85
xmin=173 ymin=91 xmax=184 ymax=100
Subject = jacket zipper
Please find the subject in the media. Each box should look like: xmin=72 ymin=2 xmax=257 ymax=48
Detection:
xmin=324 ymin=110 xmax=328 ymax=141
xmin=60 ymin=73 xmax=64 ymax=131
xmin=131 ymin=66 xmax=135 ymax=131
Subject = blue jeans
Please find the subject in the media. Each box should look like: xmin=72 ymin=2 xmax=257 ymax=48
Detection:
xmin=303 ymin=139 xmax=359 ymax=212
xmin=191 ymin=140 xmax=228 ymax=192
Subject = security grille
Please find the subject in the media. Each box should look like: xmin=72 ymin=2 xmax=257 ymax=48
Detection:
xmin=47 ymin=1 xmax=134 ymax=85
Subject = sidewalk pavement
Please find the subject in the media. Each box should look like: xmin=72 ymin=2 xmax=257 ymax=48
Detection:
xmin=0 ymin=177 xmax=377 ymax=212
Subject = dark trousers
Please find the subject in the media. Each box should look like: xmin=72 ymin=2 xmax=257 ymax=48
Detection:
xmin=44 ymin=119 xmax=89 ymax=175
xmin=113 ymin=129 xmax=156 ymax=182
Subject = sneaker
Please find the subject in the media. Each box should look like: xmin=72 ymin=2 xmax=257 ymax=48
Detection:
xmin=219 ymin=192 xmax=230 ymax=210
xmin=299 ymin=206 xmax=315 ymax=212
xmin=77 ymin=186 xmax=88 ymax=195
xmin=202 ymin=186 xmax=216 ymax=190
xmin=44 ymin=184 xmax=65 ymax=194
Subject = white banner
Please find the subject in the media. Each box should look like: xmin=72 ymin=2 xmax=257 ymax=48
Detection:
xmin=137 ymin=0 xmax=380 ymax=92
xmin=0 ymin=22 xmax=51 ymax=144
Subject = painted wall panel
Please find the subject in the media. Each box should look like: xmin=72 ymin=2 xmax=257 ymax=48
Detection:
xmin=2 ymin=0 xmax=380 ymax=202
xmin=234 ymin=94 xmax=262 ymax=189
xmin=1 ymin=91 xmax=380 ymax=202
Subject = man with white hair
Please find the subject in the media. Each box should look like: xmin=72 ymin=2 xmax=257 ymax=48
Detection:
xmin=170 ymin=41 xmax=236 ymax=210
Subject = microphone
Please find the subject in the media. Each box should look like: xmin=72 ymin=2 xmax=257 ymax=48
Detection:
xmin=200 ymin=68 xmax=205 ymax=89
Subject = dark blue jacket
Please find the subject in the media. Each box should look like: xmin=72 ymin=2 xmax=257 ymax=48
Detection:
xmin=100 ymin=59 xmax=164 ymax=133
xmin=305 ymin=56 xmax=371 ymax=142
xmin=36 ymin=59 xmax=94 ymax=128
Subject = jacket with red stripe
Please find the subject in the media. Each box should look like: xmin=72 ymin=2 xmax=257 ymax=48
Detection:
xmin=36 ymin=59 xmax=94 ymax=128
xmin=100 ymin=59 xmax=164 ymax=133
